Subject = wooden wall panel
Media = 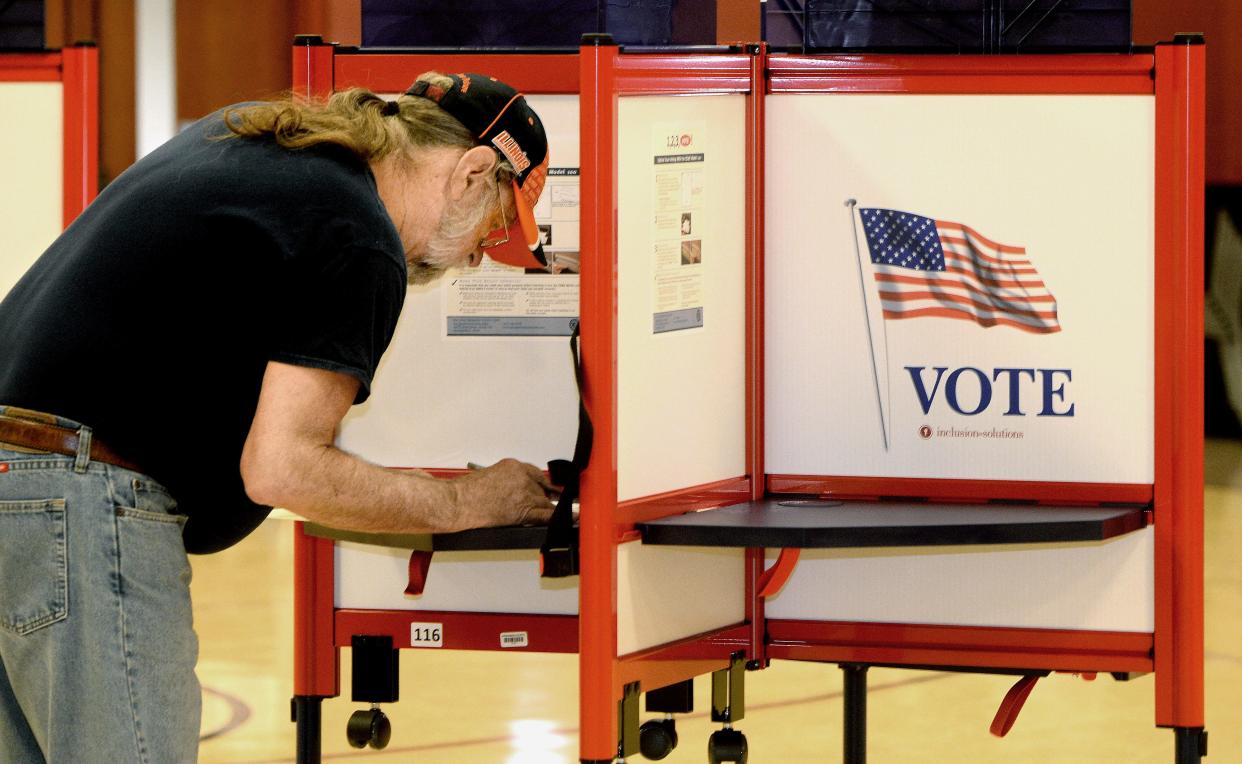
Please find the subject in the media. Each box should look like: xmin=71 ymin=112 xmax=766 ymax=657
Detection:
xmin=175 ymin=0 xmax=297 ymax=122
xmin=1134 ymin=0 xmax=1239 ymax=185
xmin=96 ymin=0 xmax=133 ymax=186
xmin=175 ymin=0 xmax=361 ymax=124
xmin=296 ymin=0 xmax=361 ymax=47
xmin=44 ymin=0 xmax=132 ymax=186
xmin=717 ymin=0 xmax=759 ymax=45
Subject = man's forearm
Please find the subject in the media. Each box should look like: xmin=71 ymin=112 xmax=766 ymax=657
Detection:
xmin=244 ymin=439 xmax=458 ymax=533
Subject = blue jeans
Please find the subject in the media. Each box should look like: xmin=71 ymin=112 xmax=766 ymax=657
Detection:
xmin=0 ymin=409 xmax=200 ymax=762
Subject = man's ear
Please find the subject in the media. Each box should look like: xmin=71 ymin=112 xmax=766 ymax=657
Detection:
xmin=447 ymin=145 xmax=498 ymax=202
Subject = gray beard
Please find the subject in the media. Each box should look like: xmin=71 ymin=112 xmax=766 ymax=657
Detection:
xmin=406 ymin=259 xmax=447 ymax=285
xmin=405 ymin=184 xmax=495 ymax=286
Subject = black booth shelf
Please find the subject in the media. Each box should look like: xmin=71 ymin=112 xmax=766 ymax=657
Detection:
xmin=764 ymin=0 xmax=1131 ymax=53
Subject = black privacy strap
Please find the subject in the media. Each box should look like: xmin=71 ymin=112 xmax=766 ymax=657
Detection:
xmin=541 ymin=320 xmax=592 ymax=578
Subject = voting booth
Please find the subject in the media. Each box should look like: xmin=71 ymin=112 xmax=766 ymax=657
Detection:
xmin=288 ymin=49 xmax=587 ymax=759
xmin=287 ymin=36 xmax=1205 ymax=763
xmin=0 ymin=44 xmax=97 ymax=297
xmin=670 ymin=40 xmax=1205 ymax=763
xmin=288 ymin=37 xmax=762 ymax=763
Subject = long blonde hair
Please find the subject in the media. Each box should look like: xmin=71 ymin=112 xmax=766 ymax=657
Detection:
xmin=223 ymin=71 xmax=513 ymax=184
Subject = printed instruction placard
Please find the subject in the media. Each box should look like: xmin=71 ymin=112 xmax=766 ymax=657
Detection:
xmin=444 ymin=167 xmax=580 ymax=337
xmin=651 ymin=123 xmax=706 ymax=334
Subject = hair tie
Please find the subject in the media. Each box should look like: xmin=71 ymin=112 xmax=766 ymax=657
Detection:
xmin=381 ymin=100 xmax=400 ymax=116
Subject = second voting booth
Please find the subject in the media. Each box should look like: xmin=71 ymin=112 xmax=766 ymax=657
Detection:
xmin=287 ymin=37 xmax=1205 ymax=763
xmin=0 ymin=44 xmax=98 ymax=298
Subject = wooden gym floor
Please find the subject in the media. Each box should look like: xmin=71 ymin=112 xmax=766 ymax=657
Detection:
xmin=192 ymin=441 xmax=1242 ymax=763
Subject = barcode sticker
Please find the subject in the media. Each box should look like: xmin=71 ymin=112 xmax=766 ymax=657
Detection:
xmin=499 ymin=631 xmax=529 ymax=649
xmin=410 ymin=622 xmax=444 ymax=647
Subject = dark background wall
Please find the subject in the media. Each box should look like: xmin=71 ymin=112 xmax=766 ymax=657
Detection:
xmin=22 ymin=2 xmax=1240 ymax=186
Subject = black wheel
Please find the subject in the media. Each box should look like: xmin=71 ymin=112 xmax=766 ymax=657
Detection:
xmin=707 ymin=728 xmax=748 ymax=764
xmin=639 ymin=718 xmax=678 ymax=760
xmin=346 ymin=707 xmax=392 ymax=750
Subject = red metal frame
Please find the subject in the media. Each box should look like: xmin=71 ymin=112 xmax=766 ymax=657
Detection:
xmin=615 ymin=624 xmax=751 ymax=693
xmin=0 ymin=47 xmax=98 ymax=229
xmin=766 ymin=620 xmax=1154 ymax=674
xmin=767 ymin=474 xmax=1153 ymax=506
xmin=59 ymin=46 xmax=98 ymax=226
xmin=617 ymin=476 xmax=751 ymax=525
xmin=1152 ymin=41 xmax=1206 ymax=730
xmin=577 ymin=40 xmax=622 ymax=761
xmin=763 ymin=47 xmax=1205 ymax=734
xmin=285 ymin=39 xmax=1204 ymax=759
xmin=292 ymin=41 xmax=334 ymax=100
xmin=293 ymin=524 xmax=339 ymax=696
xmin=335 ymin=609 xmax=579 ymax=653
xmin=746 ymin=44 xmax=770 ymax=668
xmin=747 ymin=44 xmax=768 ymax=504
xmin=767 ymin=53 xmax=1155 ymax=95
xmin=287 ymin=43 xmax=765 ymax=759
xmin=290 ymin=41 xmax=340 ymax=705
xmin=577 ymin=43 xmax=762 ymax=759
xmin=334 ymin=53 xmax=579 ymax=94
xmin=0 ymin=51 xmax=61 ymax=81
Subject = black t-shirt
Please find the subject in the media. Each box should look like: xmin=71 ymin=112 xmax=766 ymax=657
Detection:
xmin=0 ymin=109 xmax=407 ymax=553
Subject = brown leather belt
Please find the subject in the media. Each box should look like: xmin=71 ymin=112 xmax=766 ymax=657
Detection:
xmin=0 ymin=415 xmax=145 ymax=474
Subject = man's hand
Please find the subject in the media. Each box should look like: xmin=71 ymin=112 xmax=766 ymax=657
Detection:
xmin=447 ymin=459 xmax=557 ymax=532
xmin=242 ymin=361 xmax=558 ymax=535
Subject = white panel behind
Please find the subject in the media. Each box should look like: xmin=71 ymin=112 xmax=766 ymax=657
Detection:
xmin=338 ymin=95 xmax=580 ymax=469
xmin=765 ymin=527 xmax=1154 ymax=631
xmin=765 ymin=94 xmax=1155 ymax=484
xmin=616 ymin=94 xmax=748 ymax=501
xmin=0 ymin=82 xmax=62 ymax=299
xmin=335 ymin=542 xmax=578 ymax=615
xmin=617 ymin=541 xmax=745 ymax=654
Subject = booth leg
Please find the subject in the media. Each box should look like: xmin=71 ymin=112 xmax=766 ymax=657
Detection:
xmin=292 ymin=695 xmax=324 ymax=764
xmin=1173 ymin=727 xmax=1208 ymax=763
xmin=842 ymin=664 xmax=868 ymax=764
xmin=708 ymin=654 xmax=749 ymax=763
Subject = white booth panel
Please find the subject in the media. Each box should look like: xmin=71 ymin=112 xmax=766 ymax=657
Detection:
xmin=617 ymin=540 xmax=746 ymax=655
xmin=0 ymin=82 xmax=62 ymax=299
xmin=765 ymin=526 xmax=1154 ymax=632
xmin=616 ymin=94 xmax=748 ymax=501
xmin=765 ymin=94 xmax=1155 ymax=484
xmin=338 ymin=95 xmax=581 ymax=469
xmin=335 ymin=542 xmax=579 ymax=615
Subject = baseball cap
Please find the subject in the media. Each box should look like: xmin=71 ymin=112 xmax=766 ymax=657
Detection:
xmin=405 ymin=73 xmax=549 ymax=270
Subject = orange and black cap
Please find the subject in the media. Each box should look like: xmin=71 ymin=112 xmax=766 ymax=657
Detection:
xmin=406 ymin=73 xmax=549 ymax=269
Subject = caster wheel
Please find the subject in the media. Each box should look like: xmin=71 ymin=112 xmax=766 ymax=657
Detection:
xmin=346 ymin=707 xmax=392 ymax=750
xmin=707 ymin=728 xmax=748 ymax=764
xmin=639 ymin=718 xmax=678 ymax=760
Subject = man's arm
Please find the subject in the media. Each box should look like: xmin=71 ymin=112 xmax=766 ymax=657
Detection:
xmin=240 ymin=361 xmax=555 ymax=533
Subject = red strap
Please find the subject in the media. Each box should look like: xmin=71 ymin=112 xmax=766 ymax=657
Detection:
xmin=756 ymin=548 xmax=801 ymax=598
xmin=404 ymin=551 xmax=434 ymax=597
xmin=990 ymin=674 xmax=1042 ymax=737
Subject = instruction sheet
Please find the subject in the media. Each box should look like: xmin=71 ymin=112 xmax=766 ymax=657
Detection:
xmin=444 ymin=166 xmax=580 ymax=337
xmin=651 ymin=122 xmax=706 ymax=334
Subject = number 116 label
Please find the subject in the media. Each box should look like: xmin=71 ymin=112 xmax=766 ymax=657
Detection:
xmin=410 ymin=622 xmax=444 ymax=647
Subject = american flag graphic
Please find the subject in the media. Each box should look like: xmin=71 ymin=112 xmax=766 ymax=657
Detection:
xmin=859 ymin=208 xmax=1061 ymax=334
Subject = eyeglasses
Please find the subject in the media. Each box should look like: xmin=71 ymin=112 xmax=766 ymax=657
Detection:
xmin=478 ymin=186 xmax=511 ymax=250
